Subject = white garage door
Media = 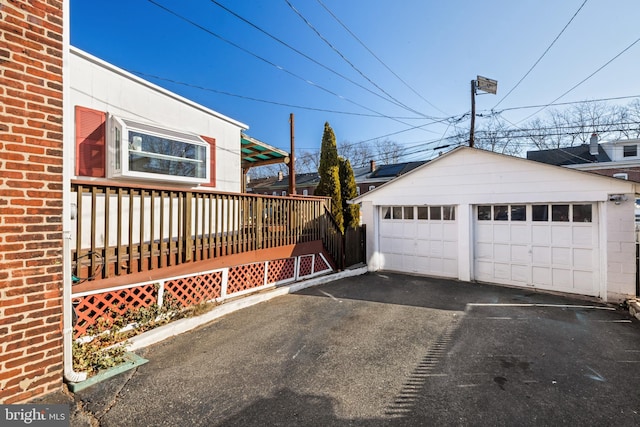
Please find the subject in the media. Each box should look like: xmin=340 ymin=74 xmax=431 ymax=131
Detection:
xmin=474 ymin=203 xmax=599 ymax=297
xmin=379 ymin=205 xmax=458 ymax=278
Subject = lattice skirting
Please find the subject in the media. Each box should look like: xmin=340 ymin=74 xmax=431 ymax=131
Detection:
xmin=71 ymin=253 xmax=332 ymax=338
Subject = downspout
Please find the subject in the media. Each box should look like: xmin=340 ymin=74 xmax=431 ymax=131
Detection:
xmin=63 ymin=232 xmax=86 ymax=383
xmin=62 ymin=0 xmax=87 ymax=383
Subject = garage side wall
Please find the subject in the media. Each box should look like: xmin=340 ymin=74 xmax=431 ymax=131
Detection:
xmin=605 ymin=196 xmax=637 ymax=301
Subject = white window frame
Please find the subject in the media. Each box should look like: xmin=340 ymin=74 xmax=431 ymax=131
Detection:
xmin=107 ymin=115 xmax=210 ymax=184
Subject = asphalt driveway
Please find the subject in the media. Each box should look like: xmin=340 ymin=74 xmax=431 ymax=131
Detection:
xmin=76 ymin=272 xmax=640 ymax=426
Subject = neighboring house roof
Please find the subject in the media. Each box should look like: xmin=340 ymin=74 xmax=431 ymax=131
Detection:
xmin=247 ymin=160 xmax=429 ymax=195
xmin=526 ymin=144 xmax=611 ymax=166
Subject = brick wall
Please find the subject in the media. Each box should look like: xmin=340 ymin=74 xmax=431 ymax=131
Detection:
xmin=0 ymin=0 xmax=65 ymax=404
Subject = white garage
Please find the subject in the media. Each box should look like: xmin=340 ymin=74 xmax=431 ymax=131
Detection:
xmin=354 ymin=147 xmax=638 ymax=302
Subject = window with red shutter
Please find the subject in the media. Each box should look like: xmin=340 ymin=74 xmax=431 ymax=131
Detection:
xmin=75 ymin=106 xmax=106 ymax=177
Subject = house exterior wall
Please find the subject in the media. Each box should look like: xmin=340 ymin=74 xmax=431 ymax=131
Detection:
xmin=605 ymin=198 xmax=637 ymax=301
xmin=356 ymin=148 xmax=638 ymax=302
xmin=69 ymin=48 xmax=246 ymax=193
xmin=0 ymin=0 xmax=65 ymax=403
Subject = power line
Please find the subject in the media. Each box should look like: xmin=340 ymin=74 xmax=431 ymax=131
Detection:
xmin=127 ymin=70 xmax=431 ymax=119
xmin=207 ymin=0 xmax=434 ymax=119
xmin=146 ymin=0 xmax=442 ymax=134
xmin=491 ymin=94 xmax=640 ymax=114
xmin=315 ymin=0 xmax=447 ymax=116
xmin=284 ymin=0 xmax=429 ymax=120
xmin=493 ymin=0 xmax=589 ymax=109
xmin=515 ymin=35 xmax=640 ymax=124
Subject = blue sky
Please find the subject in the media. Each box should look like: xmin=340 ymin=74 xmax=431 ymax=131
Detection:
xmin=71 ymin=0 xmax=640 ymax=161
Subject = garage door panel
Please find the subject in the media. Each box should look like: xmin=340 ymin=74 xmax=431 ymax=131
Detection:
xmin=429 ymin=242 xmax=443 ymax=257
xmin=443 ymin=259 xmax=458 ymax=276
xmin=573 ymin=227 xmax=593 ymax=246
xmin=416 ymin=239 xmax=430 ymax=254
xmin=511 ymin=245 xmax=529 ymax=263
xmin=477 ymin=224 xmax=492 ymax=241
xmin=532 ymin=226 xmax=551 ymax=244
xmin=551 ymin=247 xmax=571 ymax=265
xmin=443 ymin=223 xmax=457 ymax=239
xmin=573 ymin=248 xmax=593 ymax=268
xmin=443 ymin=241 xmax=458 ymax=258
xmin=552 ymin=268 xmax=571 ymax=288
xmin=476 ymin=261 xmax=493 ymax=278
xmin=430 ymin=224 xmax=443 ymax=239
xmin=573 ymin=270 xmax=594 ymax=291
xmin=532 ymin=266 xmax=552 ymax=285
xmin=511 ymin=225 xmax=529 ymax=244
xmin=476 ymin=242 xmax=493 ymax=259
xmin=494 ymin=244 xmax=510 ymax=261
xmin=551 ymin=226 xmax=571 ymax=245
xmin=511 ymin=264 xmax=529 ymax=283
xmin=532 ymin=246 xmax=550 ymax=265
xmin=493 ymin=224 xmax=510 ymax=242
xmin=493 ymin=263 xmax=511 ymax=280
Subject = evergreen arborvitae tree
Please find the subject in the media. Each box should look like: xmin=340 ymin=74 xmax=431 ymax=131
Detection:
xmin=315 ymin=122 xmax=343 ymax=232
xmin=339 ymin=157 xmax=360 ymax=228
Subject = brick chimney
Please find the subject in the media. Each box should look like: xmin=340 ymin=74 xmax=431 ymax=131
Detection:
xmin=370 ymin=160 xmax=376 ymax=172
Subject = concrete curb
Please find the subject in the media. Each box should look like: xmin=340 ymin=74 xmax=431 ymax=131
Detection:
xmin=127 ymin=267 xmax=369 ymax=351
xmin=628 ymin=299 xmax=640 ymax=321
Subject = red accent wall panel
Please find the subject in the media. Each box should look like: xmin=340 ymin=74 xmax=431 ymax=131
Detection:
xmin=75 ymin=106 xmax=106 ymax=177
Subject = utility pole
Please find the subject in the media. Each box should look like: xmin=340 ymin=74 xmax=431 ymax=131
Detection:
xmin=288 ymin=113 xmax=296 ymax=195
xmin=469 ymin=79 xmax=476 ymax=148
xmin=470 ymin=76 xmax=498 ymax=149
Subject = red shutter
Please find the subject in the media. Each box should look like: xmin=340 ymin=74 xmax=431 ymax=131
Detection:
xmin=75 ymin=106 xmax=106 ymax=177
xmin=200 ymin=135 xmax=216 ymax=187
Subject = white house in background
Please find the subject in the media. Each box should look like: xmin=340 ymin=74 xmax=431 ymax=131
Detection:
xmin=352 ymin=146 xmax=639 ymax=302
xmin=70 ymin=47 xmax=247 ymax=191
xmin=527 ymin=135 xmax=640 ymax=182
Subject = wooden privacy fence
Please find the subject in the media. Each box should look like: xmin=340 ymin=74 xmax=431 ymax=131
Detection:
xmin=71 ymin=180 xmax=344 ymax=284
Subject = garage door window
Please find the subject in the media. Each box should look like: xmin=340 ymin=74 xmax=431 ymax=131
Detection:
xmin=511 ymin=205 xmax=526 ymax=221
xmin=384 ymin=205 xmax=456 ymax=221
xmin=532 ymin=205 xmax=548 ymax=221
xmin=551 ymin=205 xmax=570 ymax=222
xmin=573 ymin=204 xmax=592 ymax=222
xmin=404 ymin=207 xmax=414 ymax=219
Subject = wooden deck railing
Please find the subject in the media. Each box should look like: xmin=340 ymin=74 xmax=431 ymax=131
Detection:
xmin=71 ymin=180 xmax=342 ymax=283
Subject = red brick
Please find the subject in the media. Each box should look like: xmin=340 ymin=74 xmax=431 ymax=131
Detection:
xmin=11 ymin=125 xmax=44 ymax=137
xmin=25 ymin=338 xmax=61 ymax=356
xmin=0 ymin=75 xmax=25 ymax=90
xmin=5 ymin=302 xmax=45 ymax=316
xmin=0 ymin=95 xmax=26 ymax=108
xmin=4 ymin=250 xmax=45 ymax=261
xmin=0 ymin=208 xmax=27 ymax=216
xmin=0 ymin=114 xmax=26 ymax=124
xmin=0 ymin=368 xmax=23 ymax=382
xmin=5 ymin=284 xmax=44 ymax=296
xmin=0 ymin=296 xmax=24 ymax=308
xmin=5 ymin=335 xmax=44 ymax=352
xmin=0 ymin=350 xmax=26 ymax=365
